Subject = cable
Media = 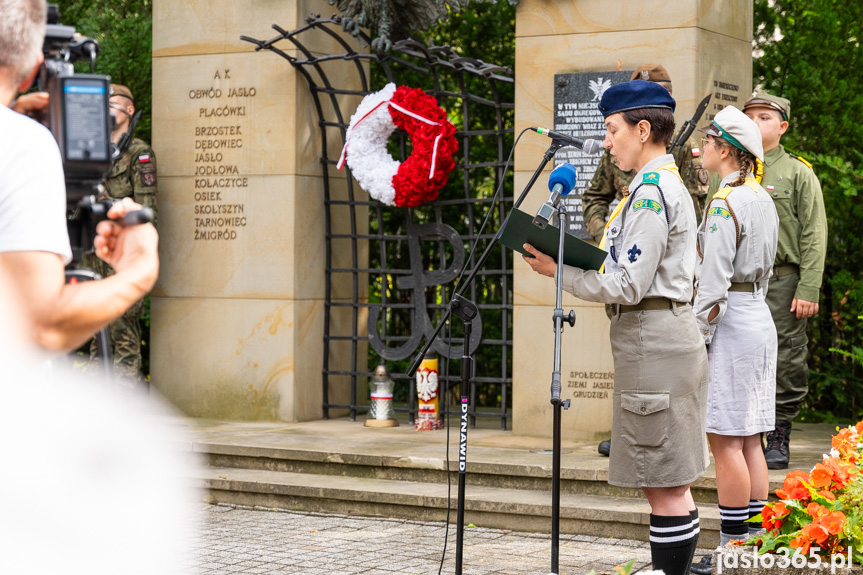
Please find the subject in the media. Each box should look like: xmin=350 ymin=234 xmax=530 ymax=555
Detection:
xmin=437 ymin=307 xmax=454 ymax=575
xmin=436 ymin=128 xmax=528 ymax=573
xmin=452 ymin=127 xmax=531 ymax=293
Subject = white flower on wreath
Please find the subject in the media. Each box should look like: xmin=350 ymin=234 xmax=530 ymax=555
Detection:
xmin=342 ymin=83 xmax=399 ymax=206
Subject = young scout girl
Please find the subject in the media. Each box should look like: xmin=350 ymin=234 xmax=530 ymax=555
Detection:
xmin=523 ymin=80 xmax=708 ymax=575
xmin=689 ymin=105 xmax=779 ymax=575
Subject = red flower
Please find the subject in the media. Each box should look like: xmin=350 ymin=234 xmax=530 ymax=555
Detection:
xmin=761 ymin=502 xmax=789 ymax=530
xmin=776 ymin=470 xmax=811 ymax=501
xmin=389 ymin=86 xmax=458 ymax=208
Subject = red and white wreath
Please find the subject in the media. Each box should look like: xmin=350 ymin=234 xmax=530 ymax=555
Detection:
xmin=338 ymin=83 xmax=458 ymax=208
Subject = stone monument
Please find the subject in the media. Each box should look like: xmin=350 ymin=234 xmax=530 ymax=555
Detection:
xmin=150 ymin=0 xmax=364 ymax=421
xmin=512 ymin=0 xmax=753 ymax=439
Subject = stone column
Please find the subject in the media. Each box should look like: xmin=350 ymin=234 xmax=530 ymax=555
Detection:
xmin=150 ymin=0 xmax=365 ymax=421
xmin=513 ymin=0 xmax=753 ymax=439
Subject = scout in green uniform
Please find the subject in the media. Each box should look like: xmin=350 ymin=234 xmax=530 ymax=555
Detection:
xmin=742 ymin=91 xmax=828 ymax=469
xmin=582 ymin=64 xmax=709 ymax=244
xmin=84 ymin=84 xmax=158 ymax=388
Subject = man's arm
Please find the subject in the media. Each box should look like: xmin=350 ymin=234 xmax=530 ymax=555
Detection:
xmin=792 ymin=165 xmax=827 ymax=318
xmin=0 ymin=199 xmax=158 ymax=353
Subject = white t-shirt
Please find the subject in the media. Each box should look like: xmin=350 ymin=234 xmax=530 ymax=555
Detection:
xmin=0 ymin=105 xmax=72 ymax=264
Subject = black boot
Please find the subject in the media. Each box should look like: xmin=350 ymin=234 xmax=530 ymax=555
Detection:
xmin=691 ymin=555 xmax=712 ymax=575
xmin=598 ymin=440 xmax=611 ymax=456
xmin=764 ymin=420 xmax=792 ymax=470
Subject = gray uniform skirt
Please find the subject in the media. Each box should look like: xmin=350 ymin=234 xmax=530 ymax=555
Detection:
xmin=608 ymin=304 xmax=709 ymax=488
xmin=706 ymin=290 xmax=777 ymax=435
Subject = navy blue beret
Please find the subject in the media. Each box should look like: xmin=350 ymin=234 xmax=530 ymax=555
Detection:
xmin=598 ymin=80 xmax=676 ymax=117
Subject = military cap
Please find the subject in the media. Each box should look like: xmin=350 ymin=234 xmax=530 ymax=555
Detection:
xmin=598 ymin=80 xmax=676 ymax=117
xmin=699 ymin=105 xmax=764 ymax=161
xmin=630 ymin=64 xmax=672 ymax=83
xmin=743 ymin=89 xmax=789 ymax=122
xmin=109 ymin=84 xmax=135 ymax=105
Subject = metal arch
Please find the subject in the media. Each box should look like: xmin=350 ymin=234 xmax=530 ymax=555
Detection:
xmin=242 ymin=17 xmax=515 ymax=429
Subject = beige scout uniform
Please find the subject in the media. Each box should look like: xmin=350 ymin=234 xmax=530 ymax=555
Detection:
xmin=562 ymin=154 xmax=709 ymax=488
xmin=695 ymin=173 xmax=779 ymax=435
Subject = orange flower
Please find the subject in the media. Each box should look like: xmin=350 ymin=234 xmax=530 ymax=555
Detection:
xmin=802 ymin=523 xmax=830 ymax=545
xmin=855 ymin=420 xmax=863 ymax=435
xmin=822 ymin=457 xmax=857 ymax=489
xmin=776 ymin=469 xmax=811 ymax=501
xmin=761 ymin=505 xmax=784 ymax=531
xmin=833 ymin=428 xmax=858 ymax=457
xmin=807 ymin=502 xmax=829 ymax=517
xmin=821 ymin=511 xmax=846 ymax=535
xmin=790 ymin=535 xmax=811 ymax=555
xmin=810 ymin=463 xmax=833 ymax=488
xmin=772 ymin=502 xmax=790 ymax=518
xmin=817 ymin=490 xmax=837 ymax=501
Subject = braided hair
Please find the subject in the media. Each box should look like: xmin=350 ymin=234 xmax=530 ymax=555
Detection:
xmin=710 ymin=136 xmax=757 ymax=187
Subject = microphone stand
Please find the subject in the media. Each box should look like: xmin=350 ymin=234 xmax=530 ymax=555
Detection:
xmin=407 ymin=139 xmax=567 ymax=575
xmin=550 ymin=202 xmax=574 ymax=574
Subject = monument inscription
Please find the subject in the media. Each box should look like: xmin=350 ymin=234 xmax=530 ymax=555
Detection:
xmin=552 ymin=71 xmax=632 ymax=239
xmin=189 ymin=69 xmax=255 ymax=241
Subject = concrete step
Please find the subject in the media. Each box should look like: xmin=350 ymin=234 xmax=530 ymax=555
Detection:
xmin=182 ymin=418 xmax=833 ymax=545
xmin=193 ymin=466 xmax=723 ymax=547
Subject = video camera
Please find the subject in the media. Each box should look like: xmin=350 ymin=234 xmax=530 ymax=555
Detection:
xmin=37 ymin=5 xmax=151 ymax=264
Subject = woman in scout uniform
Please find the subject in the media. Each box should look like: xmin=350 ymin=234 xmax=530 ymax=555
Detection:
xmin=523 ymin=80 xmax=708 ymax=575
xmin=689 ymin=106 xmax=779 ymax=574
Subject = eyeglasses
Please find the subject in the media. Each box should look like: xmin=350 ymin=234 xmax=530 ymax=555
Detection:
xmin=700 ymin=137 xmax=713 ymax=149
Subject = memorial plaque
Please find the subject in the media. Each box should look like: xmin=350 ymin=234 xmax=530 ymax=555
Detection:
xmin=552 ymin=70 xmax=631 ymax=239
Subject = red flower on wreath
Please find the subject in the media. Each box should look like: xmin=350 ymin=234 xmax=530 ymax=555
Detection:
xmin=389 ymin=86 xmax=458 ymax=208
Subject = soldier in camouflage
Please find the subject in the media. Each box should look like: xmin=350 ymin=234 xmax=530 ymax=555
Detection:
xmin=83 ymin=84 xmax=157 ymax=388
xmin=582 ymin=64 xmax=709 ymax=244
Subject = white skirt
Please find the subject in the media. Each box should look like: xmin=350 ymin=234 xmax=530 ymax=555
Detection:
xmin=706 ymin=290 xmax=777 ymax=436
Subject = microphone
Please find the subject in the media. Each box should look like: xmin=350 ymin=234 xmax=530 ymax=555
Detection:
xmin=530 ymin=127 xmax=603 ymax=155
xmin=534 ymin=163 xmax=577 ymax=229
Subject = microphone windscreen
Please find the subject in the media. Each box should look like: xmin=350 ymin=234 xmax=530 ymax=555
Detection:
xmin=548 ymin=163 xmax=578 ymax=195
xmin=583 ymin=139 xmax=604 ymax=155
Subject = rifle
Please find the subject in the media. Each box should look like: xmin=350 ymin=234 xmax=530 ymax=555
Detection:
xmin=669 ymin=93 xmax=711 ymax=152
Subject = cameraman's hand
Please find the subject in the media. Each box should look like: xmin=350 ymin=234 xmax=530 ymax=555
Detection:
xmin=12 ymin=92 xmax=49 ymax=119
xmin=94 ymin=198 xmax=159 ymax=292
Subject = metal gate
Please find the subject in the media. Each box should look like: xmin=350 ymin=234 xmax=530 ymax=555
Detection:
xmin=243 ymin=16 xmax=514 ymax=428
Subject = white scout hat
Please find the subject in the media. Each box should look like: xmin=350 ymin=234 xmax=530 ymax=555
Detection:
xmin=698 ymin=105 xmax=764 ymax=162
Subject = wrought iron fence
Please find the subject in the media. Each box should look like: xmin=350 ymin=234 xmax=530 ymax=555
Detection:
xmin=242 ymin=16 xmax=514 ymax=428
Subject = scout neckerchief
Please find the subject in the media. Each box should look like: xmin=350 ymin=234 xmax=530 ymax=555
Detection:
xmin=599 ymin=162 xmax=680 ymax=272
xmin=699 ymin=176 xmax=759 ymax=256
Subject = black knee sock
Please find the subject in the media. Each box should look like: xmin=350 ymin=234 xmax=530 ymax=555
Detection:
xmin=749 ymin=499 xmax=764 ymax=534
xmin=650 ymin=513 xmax=699 ymax=575
xmin=686 ymin=508 xmax=701 ymax=566
xmin=719 ymin=504 xmax=749 ymax=545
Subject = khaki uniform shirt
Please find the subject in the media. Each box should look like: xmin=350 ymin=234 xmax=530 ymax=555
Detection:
xmin=102 ymin=138 xmax=158 ymax=224
xmin=582 ymin=137 xmax=708 ymax=242
xmin=562 ymin=154 xmax=698 ymax=305
xmin=706 ymin=145 xmax=827 ymax=302
xmin=694 ymin=172 xmax=779 ymax=344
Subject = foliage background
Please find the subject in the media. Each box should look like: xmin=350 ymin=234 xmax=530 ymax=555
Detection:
xmin=753 ymin=0 xmax=863 ymax=422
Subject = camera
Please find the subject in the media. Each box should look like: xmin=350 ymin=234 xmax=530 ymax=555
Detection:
xmin=39 ymin=4 xmax=114 ymax=201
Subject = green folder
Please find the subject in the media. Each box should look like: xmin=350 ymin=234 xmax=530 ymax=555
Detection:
xmin=499 ymin=208 xmax=607 ymax=271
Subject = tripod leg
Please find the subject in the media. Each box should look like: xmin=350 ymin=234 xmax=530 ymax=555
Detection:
xmin=96 ymin=326 xmax=112 ymax=383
